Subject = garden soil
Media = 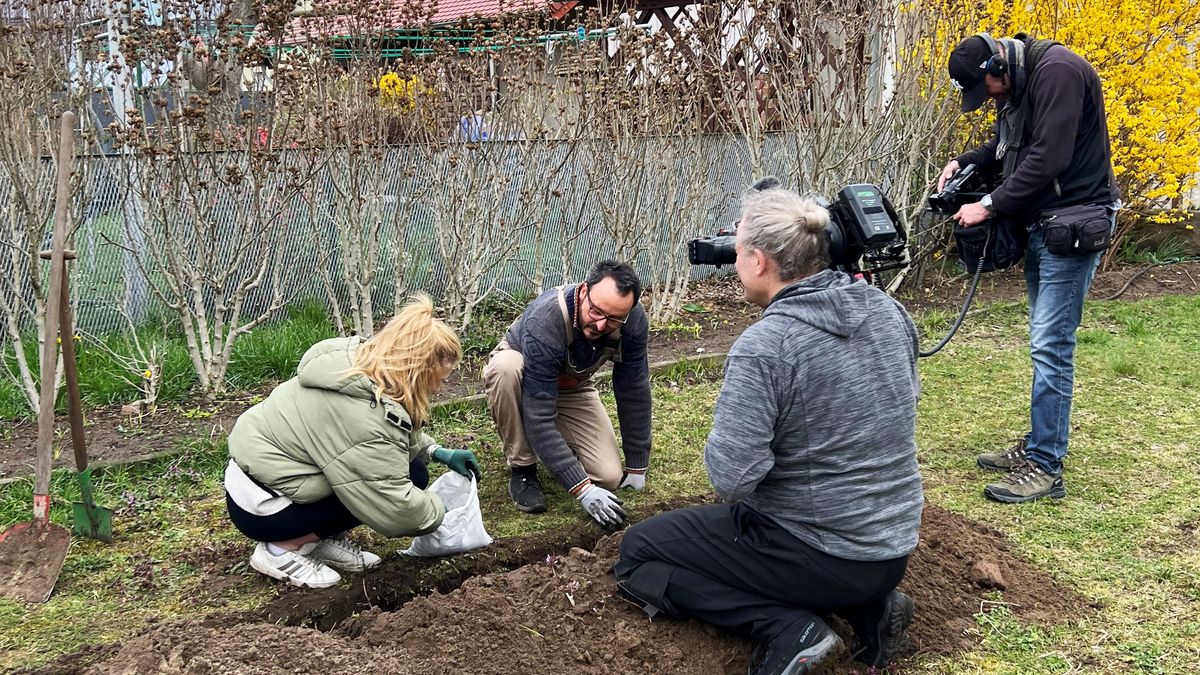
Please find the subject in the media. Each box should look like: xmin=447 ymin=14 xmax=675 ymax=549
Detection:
xmin=28 ymin=502 xmax=1090 ymax=675
xmin=2 ymin=261 xmax=1197 ymax=480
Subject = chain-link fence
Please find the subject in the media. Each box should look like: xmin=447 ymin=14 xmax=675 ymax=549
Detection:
xmin=3 ymin=132 xmax=923 ymax=338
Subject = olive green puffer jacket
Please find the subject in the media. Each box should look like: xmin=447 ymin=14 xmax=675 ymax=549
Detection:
xmin=227 ymin=337 xmax=445 ymax=537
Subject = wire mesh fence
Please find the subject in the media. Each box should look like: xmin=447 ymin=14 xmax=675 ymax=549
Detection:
xmin=3 ymin=131 xmax=920 ymax=338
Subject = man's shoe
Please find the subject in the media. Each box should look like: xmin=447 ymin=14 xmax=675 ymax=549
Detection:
xmin=977 ymin=437 xmax=1028 ymax=472
xmin=984 ymin=460 xmax=1066 ymax=503
xmin=508 ymin=464 xmax=547 ymax=514
xmin=311 ymin=534 xmax=382 ymax=572
xmin=249 ymin=542 xmax=341 ymax=588
xmin=853 ymin=590 xmax=915 ymax=667
xmin=751 ymin=617 xmax=844 ymax=675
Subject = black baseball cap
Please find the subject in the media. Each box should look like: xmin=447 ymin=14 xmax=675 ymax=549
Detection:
xmin=948 ymin=36 xmax=995 ymax=112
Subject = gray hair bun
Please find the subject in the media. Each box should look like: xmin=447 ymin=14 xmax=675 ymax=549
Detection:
xmin=750 ymin=176 xmax=782 ymax=191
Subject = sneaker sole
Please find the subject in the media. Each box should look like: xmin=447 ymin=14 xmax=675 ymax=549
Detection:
xmin=513 ymin=501 xmax=548 ymax=514
xmin=781 ymin=632 xmax=844 ymax=675
xmin=250 ymin=555 xmax=340 ymax=589
xmin=319 ymin=558 xmax=382 ymax=573
xmin=983 ymin=485 xmax=1067 ymax=503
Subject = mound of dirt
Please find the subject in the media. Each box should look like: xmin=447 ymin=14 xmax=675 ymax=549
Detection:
xmin=42 ymin=503 xmax=1087 ymax=675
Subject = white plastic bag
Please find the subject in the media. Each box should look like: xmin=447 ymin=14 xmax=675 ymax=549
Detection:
xmin=402 ymin=471 xmax=493 ymax=557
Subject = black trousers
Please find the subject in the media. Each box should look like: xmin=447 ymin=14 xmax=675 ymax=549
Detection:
xmin=226 ymin=459 xmax=429 ymax=543
xmin=614 ymin=502 xmax=909 ymax=646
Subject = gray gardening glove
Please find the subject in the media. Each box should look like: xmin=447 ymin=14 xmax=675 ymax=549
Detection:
xmin=575 ymin=483 xmax=627 ymax=527
xmin=618 ymin=468 xmax=647 ymax=490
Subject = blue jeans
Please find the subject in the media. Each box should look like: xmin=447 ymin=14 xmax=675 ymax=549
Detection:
xmin=1023 ymin=208 xmax=1113 ymax=473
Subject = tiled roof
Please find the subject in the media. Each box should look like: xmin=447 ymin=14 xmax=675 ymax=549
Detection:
xmin=278 ymin=0 xmax=577 ymax=43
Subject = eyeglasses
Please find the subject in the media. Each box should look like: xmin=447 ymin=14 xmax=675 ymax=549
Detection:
xmin=582 ymin=286 xmax=629 ymax=326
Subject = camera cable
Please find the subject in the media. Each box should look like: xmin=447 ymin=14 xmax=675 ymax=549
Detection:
xmin=918 ymin=222 xmax=990 ymax=358
xmin=918 ymin=261 xmax=984 ymax=357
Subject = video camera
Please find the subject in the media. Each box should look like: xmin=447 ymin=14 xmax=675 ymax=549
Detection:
xmin=926 ymin=163 xmax=990 ymax=216
xmin=687 ymin=179 xmax=909 ymax=280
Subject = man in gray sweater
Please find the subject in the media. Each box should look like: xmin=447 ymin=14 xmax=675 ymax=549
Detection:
xmin=483 ymin=260 xmax=651 ymax=526
xmin=615 ymin=181 xmax=924 ymax=674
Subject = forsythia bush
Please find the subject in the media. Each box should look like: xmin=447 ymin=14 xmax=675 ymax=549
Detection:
xmin=969 ymin=0 xmax=1200 ymax=212
xmin=376 ymin=72 xmax=427 ymax=113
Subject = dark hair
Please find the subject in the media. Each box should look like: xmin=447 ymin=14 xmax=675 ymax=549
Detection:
xmin=584 ymin=260 xmax=641 ymax=304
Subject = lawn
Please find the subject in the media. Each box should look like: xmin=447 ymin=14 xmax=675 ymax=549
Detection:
xmin=1 ymin=293 xmax=1198 ymax=673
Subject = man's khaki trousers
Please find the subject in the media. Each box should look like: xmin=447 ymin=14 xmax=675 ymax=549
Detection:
xmin=482 ymin=342 xmax=622 ymax=489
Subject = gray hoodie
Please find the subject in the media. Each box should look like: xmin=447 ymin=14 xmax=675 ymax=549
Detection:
xmin=703 ymin=270 xmax=923 ymax=561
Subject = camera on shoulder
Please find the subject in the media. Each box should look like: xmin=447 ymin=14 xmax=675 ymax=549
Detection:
xmin=687 ymin=180 xmax=909 ymax=282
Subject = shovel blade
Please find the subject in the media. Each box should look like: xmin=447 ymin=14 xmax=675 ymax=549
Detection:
xmin=0 ymin=521 xmax=72 ymax=603
xmin=71 ymin=501 xmax=113 ymax=542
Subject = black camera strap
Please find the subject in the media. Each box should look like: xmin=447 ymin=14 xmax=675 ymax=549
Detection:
xmin=997 ymin=36 xmax=1062 ymax=181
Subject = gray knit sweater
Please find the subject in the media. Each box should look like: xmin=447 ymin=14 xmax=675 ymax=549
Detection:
xmin=703 ymin=270 xmax=924 ymax=561
xmin=505 ymin=284 xmax=652 ymax=490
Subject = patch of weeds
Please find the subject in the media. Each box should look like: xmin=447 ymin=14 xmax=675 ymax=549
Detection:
xmin=1076 ymin=328 xmax=1112 ymax=346
xmin=457 ymin=291 xmax=531 ymax=360
xmin=653 ymin=320 xmax=703 ymax=340
xmin=972 ymin=604 xmax=1073 ymax=671
xmin=1114 ymin=234 xmax=1190 ymax=265
xmin=1108 ymin=355 xmax=1140 ymax=378
xmin=225 ymin=298 xmax=338 ymax=388
xmin=1122 ymin=316 xmax=1150 ymax=338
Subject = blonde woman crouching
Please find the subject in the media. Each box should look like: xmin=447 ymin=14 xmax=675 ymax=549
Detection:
xmin=224 ymin=295 xmax=481 ymax=588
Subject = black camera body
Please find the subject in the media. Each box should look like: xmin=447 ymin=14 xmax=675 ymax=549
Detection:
xmin=927 ymin=163 xmax=990 ymax=216
xmin=688 ymin=183 xmax=908 ymax=280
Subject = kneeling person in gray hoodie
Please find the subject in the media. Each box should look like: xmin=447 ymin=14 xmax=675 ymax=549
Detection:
xmin=615 ymin=179 xmax=924 ymax=674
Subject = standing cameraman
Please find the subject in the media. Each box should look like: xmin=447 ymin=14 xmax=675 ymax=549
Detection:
xmin=941 ymin=33 xmax=1120 ymax=503
xmin=614 ymin=181 xmax=924 ymax=673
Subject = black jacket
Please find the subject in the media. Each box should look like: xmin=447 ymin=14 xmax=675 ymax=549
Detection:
xmin=956 ymin=44 xmax=1120 ymax=219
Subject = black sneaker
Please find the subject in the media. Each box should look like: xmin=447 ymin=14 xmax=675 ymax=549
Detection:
xmin=751 ymin=617 xmax=843 ymax=675
xmin=853 ymin=590 xmax=915 ymax=667
xmin=508 ymin=464 xmax=547 ymax=514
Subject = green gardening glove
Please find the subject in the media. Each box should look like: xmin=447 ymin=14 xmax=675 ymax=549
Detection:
xmin=431 ymin=446 xmax=482 ymax=482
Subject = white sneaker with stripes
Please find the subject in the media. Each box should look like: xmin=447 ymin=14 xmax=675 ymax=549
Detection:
xmin=249 ymin=542 xmax=341 ymax=588
xmin=311 ymin=534 xmax=383 ymax=572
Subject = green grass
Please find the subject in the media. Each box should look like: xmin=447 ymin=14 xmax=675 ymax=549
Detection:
xmin=2 ymin=294 xmax=1199 ymax=672
xmin=0 ymin=299 xmax=337 ymax=419
xmin=912 ymin=293 xmax=1200 ymax=673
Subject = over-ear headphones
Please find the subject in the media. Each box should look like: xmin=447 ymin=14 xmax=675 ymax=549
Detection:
xmin=975 ymin=33 xmax=1007 ymax=77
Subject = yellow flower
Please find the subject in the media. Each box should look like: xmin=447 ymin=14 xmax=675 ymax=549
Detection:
xmin=143 ymin=369 xmax=153 ymax=379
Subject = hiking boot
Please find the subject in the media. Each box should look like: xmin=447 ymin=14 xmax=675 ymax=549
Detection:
xmin=750 ymin=617 xmax=844 ymax=675
xmin=508 ymin=464 xmax=547 ymax=514
xmin=984 ymin=460 xmax=1066 ymax=503
xmin=853 ymin=590 xmax=915 ymax=667
xmin=249 ymin=542 xmax=341 ymax=588
xmin=311 ymin=533 xmax=382 ymax=572
xmin=977 ymin=436 xmax=1028 ymax=472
